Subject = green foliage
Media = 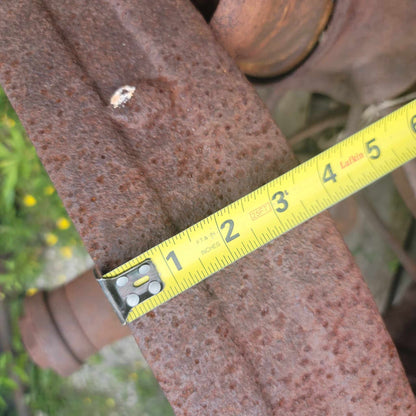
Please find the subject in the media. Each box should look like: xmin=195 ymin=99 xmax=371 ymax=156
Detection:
xmin=0 ymin=88 xmax=82 ymax=293
xmin=27 ymin=367 xmax=114 ymax=416
xmin=111 ymin=364 xmax=173 ymax=416
xmin=388 ymin=258 xmax=400 ymax=274
xmin=134 ymin=367 xmax=174 ymax=416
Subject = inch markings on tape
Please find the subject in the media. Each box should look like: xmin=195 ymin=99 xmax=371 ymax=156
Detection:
xmin=97 ymin=100 xmax=416 ymax=323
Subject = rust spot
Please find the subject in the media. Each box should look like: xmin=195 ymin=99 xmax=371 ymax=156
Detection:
xmin=260 ymin=307 xmax=269 ymax=317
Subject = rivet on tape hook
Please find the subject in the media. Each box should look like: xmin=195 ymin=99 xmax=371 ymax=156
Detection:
xmin=94 ymin=260 xmax=164 ymax=323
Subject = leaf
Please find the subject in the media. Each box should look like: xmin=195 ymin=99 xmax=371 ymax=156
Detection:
xmin=1 ymin=163 xmax=17 ymax=212
xmin=12 ymin=365 xmax=29 ymax=384
xmin=9 ymin=127 xmax=25 ymax=150
xmin=0 ymin=394 xmax=6 ymax=410
xmin=0 ymin=376 xmax=18 ymax=391
xmin=0 ymin=353 xmax=10 ymax=371
xmin=0 ymin=143 xmax=11 ymax=159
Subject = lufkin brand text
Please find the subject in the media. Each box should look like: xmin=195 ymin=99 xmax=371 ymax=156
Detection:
xmin=340 ymin=152 xmax=364 ymax=169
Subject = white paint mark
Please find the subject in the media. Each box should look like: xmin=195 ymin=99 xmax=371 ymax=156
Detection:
xmin=110 ymin=85 xmax=136 ymax=108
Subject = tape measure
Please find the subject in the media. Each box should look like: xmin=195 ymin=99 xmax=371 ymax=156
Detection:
xmin=97 ymin=100 xmax=416 ymax=323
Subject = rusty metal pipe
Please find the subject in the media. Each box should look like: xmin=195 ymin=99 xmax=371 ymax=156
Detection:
xmin=19 ymin=269 xmax=130 ymax=376
xmin=1 ymin=0 xmax=416 ymax=414
xmin=210 ymin=0 xmax=333 ymax=77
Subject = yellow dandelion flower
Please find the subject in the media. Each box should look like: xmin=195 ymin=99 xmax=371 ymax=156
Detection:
xmin=56 ymin=217 xmax=71 ymax=230
xmin=60 ymin=246 xmax=73 ymax=259
xmin=3 ymin=116 xmax=16 ymax=128
xmin=45 ymin=233 xmax=58 ymax=246
xmin=26 ymin=288 xmax=38 ymax=296
xmin=128 ymin=372 xmax=138 ymax=381
xmin=23 ymin=194 xmax=37 ymax=207
xmin=44 ymin=185 xmax=55 ymax=195
xmin=83 ymin=397 xmax=92 ymax=405
xmin=105 ymin=398 xmax=115 ymax=408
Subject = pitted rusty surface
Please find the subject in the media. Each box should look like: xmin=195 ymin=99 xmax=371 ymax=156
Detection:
xmin=1 ymin=0 xmax=415 ymax=414
xmin=265 ymin=0 xmax=416 ymax=104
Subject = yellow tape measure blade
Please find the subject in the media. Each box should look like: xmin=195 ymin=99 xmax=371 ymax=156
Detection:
xmin=99 ymin=100 xmax=416 ymax=323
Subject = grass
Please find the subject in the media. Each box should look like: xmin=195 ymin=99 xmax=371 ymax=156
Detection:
xmin=0 ymin=87 xmax=173 ymax=415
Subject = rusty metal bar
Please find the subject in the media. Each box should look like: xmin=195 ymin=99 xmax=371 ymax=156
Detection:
xmin=1 ymin=0 xmax=415 ymax=414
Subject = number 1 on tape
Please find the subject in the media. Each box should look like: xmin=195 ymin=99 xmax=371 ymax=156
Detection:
xmin=96 ymin=100 xmax=416 ymax=323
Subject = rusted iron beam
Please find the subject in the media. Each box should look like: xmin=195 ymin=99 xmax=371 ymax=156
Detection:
xmin=19 ymin=269 xmax=130 ymax=376
xmin=1 ymin=1 xmax=415 ymax=414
